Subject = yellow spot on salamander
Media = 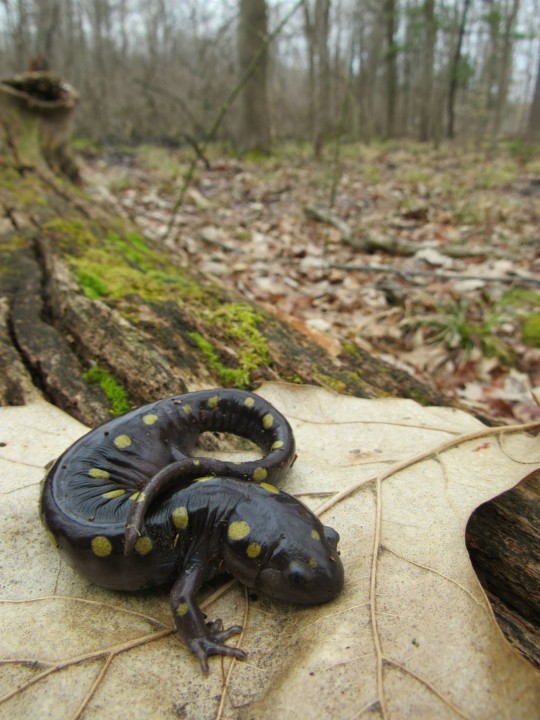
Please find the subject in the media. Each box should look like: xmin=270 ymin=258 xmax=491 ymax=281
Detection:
xmin=253 ymin=467 xmax=267 ymax=482
xmin=309 ymin=558 xmax=318 ymax=568
xmin=262 ymin=413 xmax=274 ymax=430
xmin=311 ymin=529 xmax=321 ymax=541
xmin=135 ymin=536 xmax=153 ymax=556
xmin=172 ymin=506 xmax=189 ymax=530
xmin=260 ymin=482 xmax=279 ymax=494
xmin=89 ymin=468 xmax=110 ymax=480
xmin=228 ymin=520 xmax=251 ymax=541
xmin=142 ymin=414 xmax=158 ymax=425
xmin=102 ymin=489 xmax=126 ymax=499
xmin=193 ymin=459 xmax=200 ymax=465
xmin=114 ymin=434 xmax=132 ymax=449
xmin=244 ymin=397 xmax=255 ymax=408
xmin=176 ymin=602 xmax=189 ymax=617
xmin=271 ymin=440 xmax=284 ymax=450
xmin=183 ymin=404 xmax=192 ymax=414
xmin=207 ymin=395 xmax=220 ymax=409
xmin=128 ymin=491 xmax=145 ymax=502
xmin=247 ymin=542 xmax=262 ymax=558
xmin=195 ymin=476 xmax=213 ymax=482
xmin=91 ymin=536 xmax=112 ymax=557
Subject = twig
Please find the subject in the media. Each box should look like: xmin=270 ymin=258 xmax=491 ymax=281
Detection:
xmin=327 ymin=37 xmax=356 ymax=209
xmin=315 ymin=418 xmax=540 ymax=517
xmin=328 ymin=261 xmax=540 ymax=287
xmin=304 ymin=205 xmax=352 ymax=240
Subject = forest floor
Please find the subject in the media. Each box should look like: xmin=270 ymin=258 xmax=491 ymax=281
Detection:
xmin=81 ymin=141 xmax=540 ymax=424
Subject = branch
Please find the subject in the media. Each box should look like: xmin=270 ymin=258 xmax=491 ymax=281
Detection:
xmin=328 ymin=261 xmax=540 ymax=288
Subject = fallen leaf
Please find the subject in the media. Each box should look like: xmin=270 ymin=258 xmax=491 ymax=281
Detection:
xmin=0 ymin=383 xmax=539 ymax=719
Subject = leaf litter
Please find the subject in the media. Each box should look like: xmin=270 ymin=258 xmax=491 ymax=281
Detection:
xmin=84 ymin=143 xmax=540 ymax=424
xmin=1 ymin=384 xmax=539 ymax=719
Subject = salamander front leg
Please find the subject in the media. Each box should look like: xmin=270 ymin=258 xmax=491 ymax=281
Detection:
xmin=170 ymin=559 xmax=247 ymax=672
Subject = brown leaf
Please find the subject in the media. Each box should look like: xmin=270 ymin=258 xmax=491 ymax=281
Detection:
xmin=1 ymin=384 xmax=539 ymax=719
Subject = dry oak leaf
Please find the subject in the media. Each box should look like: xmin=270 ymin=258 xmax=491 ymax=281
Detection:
xmin=0 ymin=383 xmax=539 ymax=720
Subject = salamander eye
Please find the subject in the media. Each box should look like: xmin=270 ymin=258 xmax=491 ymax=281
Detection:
xmin=286 ymin=561 xmax=307 ymax=588
xmin=323 ymin=525 xmax=340 ymax=548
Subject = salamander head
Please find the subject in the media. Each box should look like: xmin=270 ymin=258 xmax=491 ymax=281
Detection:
xmin=222 ymin=486 xmax=344 ymax=604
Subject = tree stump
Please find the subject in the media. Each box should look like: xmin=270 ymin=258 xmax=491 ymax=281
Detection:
xmin=0 ymin=70 xmax=80 ymax=181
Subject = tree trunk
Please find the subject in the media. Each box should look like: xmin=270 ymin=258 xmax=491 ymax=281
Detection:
xmin=313 ymin=0 xmax=331 ymax=157
xmin=447 ymin=0 xmax=471 ymax=140
xmin=491 ymin=0 xmax=521 ymax=144
xmin=237 ymin=0 xmax=271 ymax=154
xmin=303 ymin=1 xmax=316 ymax=144
xmin=527 ymin=40 xmax=540 ymax=143
xmin=419 ymin=0 xmax=435 ymax=142
xmin=383 ymin=0 xmax=398 ymax=138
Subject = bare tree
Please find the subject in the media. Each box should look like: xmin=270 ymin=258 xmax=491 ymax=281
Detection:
xmin=491 ymin=0 xmax=521 ymax=142
xmin=0 ymin=0 xmax=536 ymax=147
xmin=419 ymin=0 xmax=436 ymax=141
xmin=354 ymin=2 xmax=384 ymax=141
xmin=527 ymin=38 xmax=540 ymax=143
xmin=238 ymin=0 xmax=271 ymax=153
xmin=303 ymin=0 xmax=331 ymax=156
xmin=383 ymin=0 xmax=398 ymax=138
xmin=447 ymin=0 xmax=472 ymax=139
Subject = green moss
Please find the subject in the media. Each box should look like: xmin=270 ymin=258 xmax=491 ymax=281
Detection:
xmin=46 ymin=218 xmax=197 ymax=307
xmin=188 ymin=304 xmax=271 ymax=387
xmin=311 ymin=365 xmax=347 ymax=394
xmin=44 ymin=217 xmax=100 ymax=253
xmin=189 ymin=331 xmax=250 ymax=387
xmin=522 ymin=314 xmax=540 ymax=348
xmin=0 ymin=233 xmax=31 ymax=252
xmin=106 ymin=230 xmax=156 ymax=268
xmin=43 ymin=211 xmax=269 ymax=383
xmin=209 ymin=303 xmax=271 ymax=379
xmin=341 ymin=341 xmax=361 ymax=358
xmin=287 ymin=375 xmax=304 ymax=384
xmin=125 ymin=231 xmax=150 ymax=251
xmin=83 ymin=365 xmax=131 ymax=415
xmin=74 ymin=253 xmax=172 ymax=303
xmin=76 ymin=268 xmax=108 ymax=299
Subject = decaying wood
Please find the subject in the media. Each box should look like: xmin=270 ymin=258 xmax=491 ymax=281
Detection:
xmin=466 ymin=470 xmax=540 ymax=669
xmin=0 ymin=71 xmax=80 ymax=181
xmin=329 ymin=261 xmax=540 ymax=287
xmin=304 ymin=205 xmax=522 ymax=261
xmin=0 ymin=165 xmax=450 ymax=426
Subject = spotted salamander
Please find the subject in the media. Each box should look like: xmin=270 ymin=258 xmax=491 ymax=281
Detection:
xmin=40 ymin=389 xmax=344 ymax=671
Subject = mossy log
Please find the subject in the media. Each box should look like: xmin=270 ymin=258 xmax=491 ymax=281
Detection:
xmin=0 ymin=165 xmax=451 ymax=425
xmin=0 ymin=159 xmax=538 ymax=671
